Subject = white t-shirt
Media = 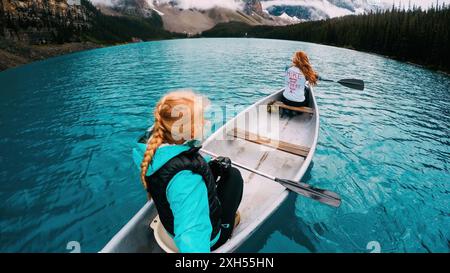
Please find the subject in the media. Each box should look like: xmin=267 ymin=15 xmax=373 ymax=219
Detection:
xmin=283 ymin=66 xmax=307 ymax=102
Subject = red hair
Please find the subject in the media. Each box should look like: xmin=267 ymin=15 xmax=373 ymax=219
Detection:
xmin=292 ymin=51 xmax=318 ymax=86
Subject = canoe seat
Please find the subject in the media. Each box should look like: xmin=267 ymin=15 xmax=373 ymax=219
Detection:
xmin=149 ymin=215 xmax=179 ymax=253
xmin=229 ymin=128 xmax=310 ymax=157
xmin=149 ymin=213 xmax=241 ymax=253
xmin=267 ymin=100 xmax=314 ymax=114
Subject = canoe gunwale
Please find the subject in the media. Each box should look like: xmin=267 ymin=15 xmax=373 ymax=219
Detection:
xmin=204 ymin=87 xmax=319 ymax=253
xmin=100 ymin=201 xmax=155 ymax=253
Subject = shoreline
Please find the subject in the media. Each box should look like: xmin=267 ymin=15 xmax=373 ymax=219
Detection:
xmin=1 ymin=37 xmax=449 ymax=77
xmin=0 ymin=39 xmax=104 ymax=72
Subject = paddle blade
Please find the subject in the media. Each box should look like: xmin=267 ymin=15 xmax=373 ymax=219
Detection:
xmin=298 ymin=182 xmax=341 ymax=200
xmin=276 ymin=178 xmax=342 ymax=208
xmin=337 ymin=79 xmax=364 ymax=90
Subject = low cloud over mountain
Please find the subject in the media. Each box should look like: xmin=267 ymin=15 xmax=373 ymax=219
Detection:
xmin=90 ymin=1 xmax=450 ymax=21
xmin=88 ymin=0 xmax=450 ymax=33
xmin=90 ymin=0 xmax=243 ymax=9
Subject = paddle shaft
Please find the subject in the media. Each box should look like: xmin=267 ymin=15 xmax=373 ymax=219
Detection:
xmin=204 ymin=150 xmax=277 ymax=181
xmin=319 ymin=78 xmax=334 ymax=82
xmin=201 ymin=149 xmax=341 ymax=207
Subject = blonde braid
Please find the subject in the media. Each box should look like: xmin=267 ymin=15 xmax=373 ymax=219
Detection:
xmin=139 ymin=90 xmax=207 ymax=192
xmin=140 ymin=105 xmax=165 ymax=189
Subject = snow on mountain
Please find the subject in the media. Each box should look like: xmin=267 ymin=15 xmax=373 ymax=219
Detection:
xmin=261 ymin=0 xmax=388 ymax=21
xmin=278 ymin=12 xmax=302 ymax=23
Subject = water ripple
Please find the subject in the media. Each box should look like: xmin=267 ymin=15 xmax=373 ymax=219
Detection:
xmin=0 ymin=38 xmax=449 ymax=253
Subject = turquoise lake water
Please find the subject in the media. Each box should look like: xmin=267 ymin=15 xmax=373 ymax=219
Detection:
xmin=0 ymin=38 xmax=448 ymax=253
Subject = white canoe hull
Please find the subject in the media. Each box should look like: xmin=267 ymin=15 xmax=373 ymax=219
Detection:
xmin=101 ymin=88 xmax=319 ymax=253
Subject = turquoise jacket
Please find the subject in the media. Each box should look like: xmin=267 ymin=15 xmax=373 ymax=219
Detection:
xmin=132 ymin=141 xmax=220 ymax=253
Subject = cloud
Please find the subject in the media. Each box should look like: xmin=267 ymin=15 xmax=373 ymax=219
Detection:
xmin=89 ymin=0 xmax=156 ymax=7
xmin=380 ymin=0 xmax=450 ymax=8
xmin=89 ymin=0 xmax=114 ymax=6
xmin=262 ymin=1 xmax=356 ymax=18
xmin=88 ymin=0 xmax=450 ymax=11
xmin=89 ymin=0 xmax=242 ymax=10
xmin=262 ymin=0 xmax=450 ymax=10
xmin=262 ymin=0 xmax=450 ymax=19
xmin=156 ymin=0 xmax=243 ymax=10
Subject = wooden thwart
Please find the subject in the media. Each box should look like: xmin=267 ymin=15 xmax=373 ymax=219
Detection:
xmin=268 ymin=101 xmax=314 ymax=114
xmin=229 ymin=128 xmax=310 ymax=157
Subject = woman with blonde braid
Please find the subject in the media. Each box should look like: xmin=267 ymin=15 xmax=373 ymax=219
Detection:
xmin=132 ymin=90 xmax=243 ymax=253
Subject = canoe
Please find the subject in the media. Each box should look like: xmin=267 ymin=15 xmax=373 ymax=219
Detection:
xmin=100 ymin=87 xmax=319 ymax=253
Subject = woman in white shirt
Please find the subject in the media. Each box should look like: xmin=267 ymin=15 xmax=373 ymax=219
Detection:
xmin=282 ymin=51 xmax=318 ymax=108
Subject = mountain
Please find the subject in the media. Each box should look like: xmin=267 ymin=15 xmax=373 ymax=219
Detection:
xmin=1 ymin=0 xmax=92 ymax=44
xmin=88 ymin=0 xmax=390 ymax=34
xmin=154 ymin=3 xmax=293 ymax=34
xmin=244 ymin=0 xmax=264 ymax=16
xmin=0 ymin=0 xmax=388 ymax=43
xmin=0 ymin=0 xmax=177 ymax=71
xmin=92 ymin=0 xmax=293 ymax=34
xmin=0 ymin=0 xmax=175 ymax=44
xmin=96 ymin=0 xmax=159 ymax=17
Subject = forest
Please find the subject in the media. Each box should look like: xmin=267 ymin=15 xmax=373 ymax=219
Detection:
xmin=202 ymin=5 xmax=450 ymax=73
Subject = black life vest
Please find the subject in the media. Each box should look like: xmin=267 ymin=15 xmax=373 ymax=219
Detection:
xmin=145 ymin=146 xmax=222 ymax=239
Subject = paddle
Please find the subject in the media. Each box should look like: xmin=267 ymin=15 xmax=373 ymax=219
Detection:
xmin=319 ymin=77 xmax=365 ymax=90
xmin=201 ymin=149 xmax=342 ymax=208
